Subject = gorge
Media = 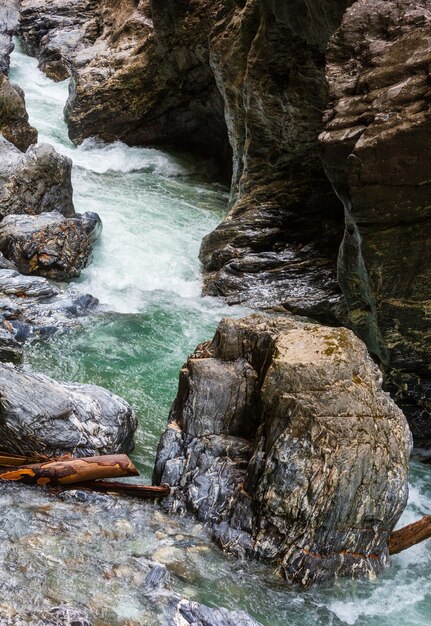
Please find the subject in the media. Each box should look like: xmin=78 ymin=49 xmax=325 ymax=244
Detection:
xmin=0 ymin=0 xmax=430 ymax=625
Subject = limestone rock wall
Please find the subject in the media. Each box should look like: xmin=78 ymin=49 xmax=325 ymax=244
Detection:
xmin=154 ymin=315 xmax=412 ymax=586
xmin=319 ymin=0 xmax=431 ymax=446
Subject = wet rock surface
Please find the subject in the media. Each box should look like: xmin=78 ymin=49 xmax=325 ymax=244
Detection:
xmin=0 ymin=137 xmax=74 ymax=218
xmin=0 ymin=267 xmax=99 ymax=358
xmin=0 ymin=0 xmax=20 ymax=74
xmin=319 ymin=0 xmax=431 ymax=447
xmin=0 ymin=361 xmax=137 ymax=456
xmin=19 ymin=0 xmax=101 ymax=81
xmin=0 ymin=210 xmax=101 ymax=280
xmin=0 ymin=73 xmax=38 ymax=151
xmin=154 ymin=315 xmax=412 ymax=585
xmin=176 ymin=599 xmax=263 ymax=626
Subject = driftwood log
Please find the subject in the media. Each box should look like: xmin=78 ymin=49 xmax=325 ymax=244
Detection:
xmin=0 ymin=454 xmax=139 ymax=486
xmin=0 ymin=452 xmax=72 ymax=467
xmin=389 ymin=516 xmax=431 ymax=555
xmin=59 ymin=480 xmax=171 ymax=499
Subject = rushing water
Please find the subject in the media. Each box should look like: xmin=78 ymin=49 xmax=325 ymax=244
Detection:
xmin=2 ymin=40 xmax=431 ymax=626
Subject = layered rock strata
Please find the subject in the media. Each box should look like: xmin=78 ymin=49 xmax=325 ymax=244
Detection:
xmin=319 ymin=0 xmax=431 ymax=447
xmin=0 ymin=362 xmax=137 ymax=457
xmin=154 ymin=315 xmax=411 ymax=585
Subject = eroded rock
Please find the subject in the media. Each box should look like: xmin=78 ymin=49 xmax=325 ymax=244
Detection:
xmin=0 ymin=137 xmax=74 ymax=218
xmin=154 ymin=315 xmax=411 ymax=586
xmin=319 ymin=0 xmax=431 ymax=446
xmin=0 ymin=0 xmax=20 ymax=74
xmin=0 ymin=210 xmax=101 ymax=280
xmin=0 ymin=362 xmax=137 ymax=456
xmin=0 ymin=73 xmax=38 ymax=151
xmin=19 ymin=0 xmax=101 ymax=81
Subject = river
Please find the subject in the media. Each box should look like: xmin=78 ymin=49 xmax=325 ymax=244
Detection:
xmin=2 ymin=39 xmax=430 ymax=626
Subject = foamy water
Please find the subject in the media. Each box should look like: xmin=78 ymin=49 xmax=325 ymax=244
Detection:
xmin=4 ymin=39 xmax=431 ymax=626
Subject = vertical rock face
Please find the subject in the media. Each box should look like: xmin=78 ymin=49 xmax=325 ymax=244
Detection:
xmin=199 ymin=1 xmax=351 ymax=318
xmin=60 ymin=0 xmax=231 ymax=168
xmin=154 ymin=315 xmax=412 ymax=586
xmin=319 ymin=0 xmax=431 ymax=446
xmin=0 ymin=73 xmax=38 ymax=151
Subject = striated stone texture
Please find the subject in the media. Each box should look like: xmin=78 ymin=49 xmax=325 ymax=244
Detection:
xmin=154 ymin=315 xmax=411 ymax=586
xmin=0 ymin=137 xmax=74 ymax=218
xmin=19 ymin=0 xmax=101 ymax=81
xmin=0 ymin=361 xmax=137 ymax=457
xmin=319 ymin=0 xmax=431 ymax=447
xmin=0 ymin=73 xmax=38 ymax=151
xmin=199 ymin=0 xmax=352 ymax=318
xmin=0 ymin=210 xmax=101 ymax=280
xmin=0 ymin=0 xmax=20 ymax=74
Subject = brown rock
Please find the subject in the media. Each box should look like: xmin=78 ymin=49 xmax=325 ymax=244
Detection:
xmin=154 ymin=315 xmax=412 ymax=586
xmin=319 ymin=0 xmax=431 ymax=446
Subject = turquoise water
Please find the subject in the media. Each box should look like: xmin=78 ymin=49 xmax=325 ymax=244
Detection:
xmin=3 ymin=40 xmax=431 ymax=626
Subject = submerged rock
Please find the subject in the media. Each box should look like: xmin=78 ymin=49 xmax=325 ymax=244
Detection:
xmin=0 ymin=73 xmax=38 ymax=151
xmin=154 ymin=315 xmax=411 ymax=586
xmin=0 ymin=268 xmax=99 ymax=356
xmin=0 ymin=137 xmax=74 ymax=218
xmin=175 ymin=599 xmax=262 ymax=626
xmin=0 ymin=210 xmax=101 ymax=280
xmin=0 ymin=362 xmax=137 ymax=456
xmin=319 ymin=0 xmax=431 ymax=447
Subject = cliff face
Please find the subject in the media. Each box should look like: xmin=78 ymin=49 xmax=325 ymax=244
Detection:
xmin=320 ymin=0 xmax=431 ymax=446
xmin=16 ymin=0 xmax=431 ymax=442
xmin=61 ymin=0 xmax=231 ymax=169
xmin=154 ymin=315 xmax=411 ymax=586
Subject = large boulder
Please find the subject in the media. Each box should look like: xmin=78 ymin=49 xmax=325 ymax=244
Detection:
xmin=0 ymin=74 xmax=38 ymax=151
xmin=319 ymin=0 xmax=431 ymax=446
xmin=0 ymin=210 xmax=101 ymax=280
xmin=175 ymin=600 xmax=262 ymax=626
xmin=0 ymin=362 xmax=137 ymax=457
xmin=154 ymin=315 xmax=412 ymax=586
xmin=19 ymin=0 xmax=101 ymax=81
xmin=0 ymin=137 xmax=74 ymax=218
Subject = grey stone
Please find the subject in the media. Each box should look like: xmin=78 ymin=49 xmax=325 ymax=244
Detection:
xmin=154 ymin=315 xmax=412 ymax=586
xmin=0 ymin=361 xmax=137 ymax=457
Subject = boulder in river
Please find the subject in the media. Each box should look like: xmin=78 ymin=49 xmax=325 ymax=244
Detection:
xmin=0 ymin=210 xmax=101 ymax=280
xmin=0 ymin=362 xmax=137 ymax=457
xmin=0 ymin=137 xmax=74 ymax=218
xmin=0 ymin=73 xmax=38 ymax=151
xmin=154 ymin=315 xmax=412 ymax=586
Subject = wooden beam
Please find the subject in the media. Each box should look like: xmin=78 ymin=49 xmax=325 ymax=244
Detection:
xmin=389 ymin=515 xmax=431 ymax=555
xmin=0 ymin=454 xmax=139 ymax=486
xmin=58 ymin=480 xmax=171 ymax=499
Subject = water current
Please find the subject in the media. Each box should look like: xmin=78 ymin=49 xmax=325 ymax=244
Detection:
xmin=2 ymin=40 xmax=430 ymax=626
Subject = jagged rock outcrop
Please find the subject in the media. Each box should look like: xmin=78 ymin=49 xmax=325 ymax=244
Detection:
xmin=154 ymin=315 xmax=411 ymax=586
xmin=0 ymin=362 xmax=137 ymax=456
xmin=19 ymin=0 xmax=101 ymax=81
xmin=0 ymin=137 xmax=74 ymax=218
xmin=0 ymin=73 xmax=38 ymax=151
xmin=319 ymin=0 xmax=431 ymax=447
xmin=0 ymin=0 xmax=20 ymax=74
xmin=0 ymin=210 xmax=101 ymax=280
